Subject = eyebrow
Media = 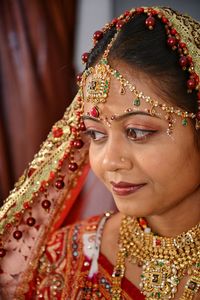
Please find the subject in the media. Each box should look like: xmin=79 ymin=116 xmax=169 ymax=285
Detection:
xmin=82 ymin=111 xmax=160 ymax=122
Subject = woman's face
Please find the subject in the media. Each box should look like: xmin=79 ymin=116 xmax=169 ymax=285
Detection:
xmin=83 ymin=63 xmax=200 ymax=218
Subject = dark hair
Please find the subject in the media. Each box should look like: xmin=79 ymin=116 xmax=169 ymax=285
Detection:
xmin=87 ymin=14 xmax=197 ymax=115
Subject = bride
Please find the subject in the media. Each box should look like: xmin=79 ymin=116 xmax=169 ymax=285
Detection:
xmin=0 ymin=6 xmax=200 ymax=300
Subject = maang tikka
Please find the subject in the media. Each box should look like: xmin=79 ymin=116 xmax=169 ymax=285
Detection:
xmin=78 ymin=7 xmax=200 ymax=133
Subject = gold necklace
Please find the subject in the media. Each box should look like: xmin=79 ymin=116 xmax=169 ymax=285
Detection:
xmin=111 ymin=216 xmax=200 ymax=300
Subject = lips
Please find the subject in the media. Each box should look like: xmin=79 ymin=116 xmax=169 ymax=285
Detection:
xmin=110 ymin=181 xmax=146 ymax=196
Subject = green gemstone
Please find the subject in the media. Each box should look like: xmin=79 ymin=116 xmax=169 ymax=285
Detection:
xmin=101 ymin=58 xmax=107 ymax=64
xmin=182 ymin=118 xmax=188 ymax=126
xmin=115 ymin=71 xmax=120 ymax=78
xmin=196 ymin=262 xmax=200 ymax=268
xmin=133 ymin=98 xmax=141 ymax=106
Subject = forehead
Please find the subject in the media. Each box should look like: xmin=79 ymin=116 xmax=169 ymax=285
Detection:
xmin=83 ymin=61 xmax=169 ymax=116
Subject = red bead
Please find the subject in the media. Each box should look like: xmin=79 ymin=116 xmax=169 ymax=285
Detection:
xmin=0 ymin=248 xmax=6 ymax=257
xmin=68 ymin=162 xmax=78 ymax=172
xmin=26 ymin=217 xmax=36 ymax=226
xmin=124 ymin=10 xmax=130 ymax=16
xmin=55 ymin=179 xmax=65 ymax=189
xmin=179 ymin=42 xmax=186 ymax=49
xmin=49 ymin=171 xmax=55 ymax=180
xmin=23 ymin=201 xmax=31 ymax=209
xmin=167 ymin=37 xmax=177 ymax=47
xmin=170 ymin=28 xmax=177 ymax=35
xmin=15 ymin=212 xmax=22 ymax=219
xmin=76 ymin=72 xmax=82 ymax=83
xmin=41 ymin=199 xmax=51 ymax=209
xmin=187 ymin=56 xmax=193 ymax=64
xmin=136 ymin=7 xmax=144 ymax=14
xmin=93 ymin=30 xmax=103 ymax=41
xmin=5 ymin=223 xmax=12 ymax=230
xmin=179 ymin=56 xmax=188 ymax=67
xmin=116 ymin=20 xmax=124 ymax=30
xmin=111 ymin=18 xmax=118 ymax=25
xmin=13 ymin=230 xmax=23 ymax=240
xmin=73 ymin=139 xmax=84 ymax=149
xmin=161 ymin=16 xmax=168 ymax=24
xmin=187 ymin=78 xmax=196 ymax=90
xmin=81 ymin=52 xmax=89 ymax=63
xmin=197 ymin=92 xmax=200 ymax=100
xmin=27 ymin=167 xmax=36 ymax=178
xmin=156 ymin=239 xmax=161 ymax=246
xmin=52 ymin=127 xmax=63 ymax=138
xmin=78 ymin=122 xmax=86 ymax=131
xmin=90 ymin=106 xmax=99 ymax=118
xmin=145 ymin=16 xmax=155 ymax=30
xmin=150 ymin=9 xmax=158 ymax=16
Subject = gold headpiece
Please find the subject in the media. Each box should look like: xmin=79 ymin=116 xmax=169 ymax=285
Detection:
xmin=79 ymin=7 xmax=200 ymax=131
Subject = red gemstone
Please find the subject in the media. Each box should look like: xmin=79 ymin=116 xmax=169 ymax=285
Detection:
xmin=167 ymin=37 xmax=177 ymax=47
xmin=112 ymin=18 xmax=118 ymax=25
xmin=52 ymin=127 xmax=63 ymax=138
xmin=81 ymin=52 xmax=89 ymax=63
xmin=79 ymin=122 xmax=86 ymax=131
xmin=156 ymin=239 xmax=161 ymax=246
xmin=15 ymin=212 xmax=22 ymax=219
xmin=187 ymin=56 xmax=193 ymax=64
xmin=179 ymin=42 xmax=186 ymax=49
xmin=68 ymin=162 xmax=78 ymax=172
xmin=23 ymin=201 xmax=31 ymax=209
xmin=161 ymin=16 xmax=168 ymax=24
xmin=116 ymin=20 xmax=124 ymax=30
xmin=26 ymin=217 xmax=36 ymax=226
xmin=5 ymin=223 xmax=12 ymax=230
xmin=179 ymin=56 xmax=188 ymax=67
xmin=93 ymin=30 xmax=103 ymax=41
xmin=145 ymin=16 xmax=155 ymax=30
xmin=49 ymin=171 xmax=55 ymax=180
xmin=55 ymin=179 xmax=65 ymax=189
xmin=0 ymin=248 xmax=6 ymax=257
xmin=90 ymin=106 xmax=99 ymax=118
xmin=27 ymin=167 xmax=36 ymax=178
xmin=197 ymin=92 xmax=200 ymax=100
xmin=170 ymin=28 xmax=177 ymax=35
xmin=74 ymin=139 xmax=84 ymax=149
xmin=124 ymin=10 xmax=130 ymax=16
xmin=13 ymin=230 xmax=23 ymax=240
xmin=150 ymin=9 xmax=158 ymax=16
xmin=136 ymin=7 xmax=144 ymax=14
xmin=76 ymin=72 xmax=83 ymax=83
xmin=187 ymin=78 xmax=196 ymax=90
xmin=41 ymin=199 xmax=51 ymax=209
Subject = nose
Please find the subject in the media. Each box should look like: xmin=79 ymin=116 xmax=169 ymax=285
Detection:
xmin=102 ymin=136 xmax=133 ymax=172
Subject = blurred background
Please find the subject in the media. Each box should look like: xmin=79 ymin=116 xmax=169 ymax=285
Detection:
xmin=0 ymin=0 xmax=199 ymax=206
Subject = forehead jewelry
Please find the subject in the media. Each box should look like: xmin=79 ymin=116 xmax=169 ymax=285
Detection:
xmin=78 ymin=7 xmax=200 ymax=133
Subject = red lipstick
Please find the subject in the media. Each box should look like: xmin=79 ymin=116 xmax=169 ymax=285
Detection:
xmin=111 ymin=181 xmax=146 ymax=196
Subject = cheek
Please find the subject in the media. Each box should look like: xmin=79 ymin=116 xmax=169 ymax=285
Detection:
xmin=89 ymin=144 xmax=102 ymax=178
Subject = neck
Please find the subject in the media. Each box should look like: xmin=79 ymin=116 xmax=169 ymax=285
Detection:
xmin=146 ymin=188 xmax=200 ymax=237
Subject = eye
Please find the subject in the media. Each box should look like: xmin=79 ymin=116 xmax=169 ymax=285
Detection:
xmin=84 ymin=129 xmax=107 ymax=142
xmin=126 ymin=128 xmax=157 ymax=141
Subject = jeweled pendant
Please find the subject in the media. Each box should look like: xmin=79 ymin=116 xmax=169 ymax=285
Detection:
xmin=140 ymin=259 xmax=179 ymax=299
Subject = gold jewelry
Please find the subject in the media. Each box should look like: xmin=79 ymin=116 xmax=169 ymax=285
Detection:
xmin=79 ymin=7 xmax=200 ymax=131
xmin=111 ymin=216 xmax=200 ymax=300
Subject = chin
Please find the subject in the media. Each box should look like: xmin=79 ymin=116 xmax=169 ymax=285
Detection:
xmin=114 ymin=198 xmax=155 ymax=218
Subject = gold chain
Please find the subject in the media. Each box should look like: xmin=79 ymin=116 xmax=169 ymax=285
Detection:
xmin=111 ymin=216 xmax=200 ymax=300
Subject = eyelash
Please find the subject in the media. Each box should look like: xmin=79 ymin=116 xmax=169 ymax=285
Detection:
xmin=84 ymin=128 xmax=157 ymax=142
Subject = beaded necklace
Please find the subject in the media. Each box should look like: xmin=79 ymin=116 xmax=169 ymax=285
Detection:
xmin=111 ymin=216 xmax=200 ymax=300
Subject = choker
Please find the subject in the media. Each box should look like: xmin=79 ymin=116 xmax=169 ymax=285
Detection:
xmin=111 ymin=216 xmax=200 ymax=300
